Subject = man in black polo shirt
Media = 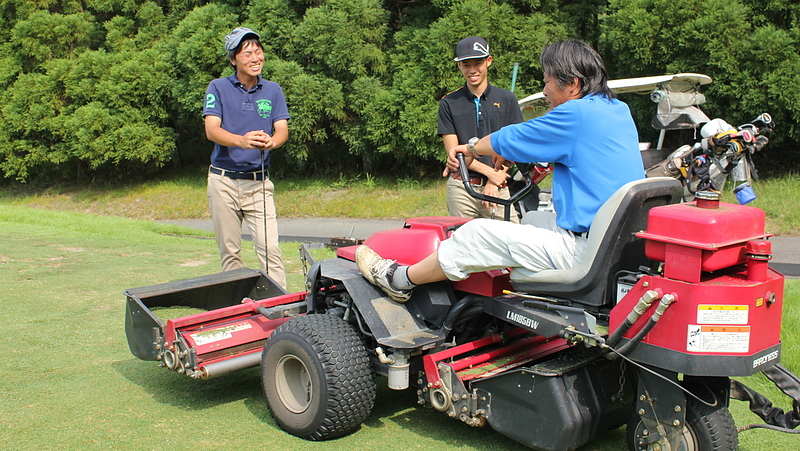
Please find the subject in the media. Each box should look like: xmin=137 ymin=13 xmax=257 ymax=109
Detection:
xmin=438 ymin=36 xmax=522 ymax=223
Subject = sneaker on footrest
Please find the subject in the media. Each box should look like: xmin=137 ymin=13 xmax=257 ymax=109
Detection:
xmin=355 ymin=245 xmax=412 ymax=303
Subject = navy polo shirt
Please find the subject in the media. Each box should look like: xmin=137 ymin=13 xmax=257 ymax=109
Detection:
xmin=204 ymin=74 xmax=290 ymax=172
xmin=438 ymin=83 xmax=522 ymax=177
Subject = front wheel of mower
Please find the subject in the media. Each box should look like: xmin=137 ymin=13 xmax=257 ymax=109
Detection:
xmin=261 ymin=314 xmax=376 ymax=440
xmin=626 ymin=389 xmax=738 ymax=451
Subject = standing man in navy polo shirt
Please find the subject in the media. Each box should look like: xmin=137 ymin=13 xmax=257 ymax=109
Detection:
xmin=438 ymin=37 xmax=522 ymax=223
xmin=203 ymin=27 xmax=289 ymax=289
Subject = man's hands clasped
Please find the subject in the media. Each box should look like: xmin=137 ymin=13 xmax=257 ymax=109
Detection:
xmin=240 ymin=130 xmax=275 ymax=150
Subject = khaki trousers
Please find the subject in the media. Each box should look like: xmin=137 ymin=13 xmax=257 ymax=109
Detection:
xmin=207 ymin=170 xmax=286 ymax=289
xmin=446 ymin=177 xmax=519 ymax=223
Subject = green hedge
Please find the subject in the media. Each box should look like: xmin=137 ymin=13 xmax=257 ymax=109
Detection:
xmin=0 ymin=0 xmax=797 ymax=182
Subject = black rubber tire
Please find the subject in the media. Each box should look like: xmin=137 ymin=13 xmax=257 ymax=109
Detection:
xmin=627 ymin=391 xmax=738 ymax=450
xmin=261 ymin=314 xmax=376 ymax=440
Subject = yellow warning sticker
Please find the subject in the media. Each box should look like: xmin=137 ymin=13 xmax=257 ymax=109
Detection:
xmin=697 ymin=305 xmax=749 ymax=325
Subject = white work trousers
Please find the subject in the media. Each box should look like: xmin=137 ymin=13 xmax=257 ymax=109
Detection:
xmin=437 ymin=212 xmax=587 ymax=282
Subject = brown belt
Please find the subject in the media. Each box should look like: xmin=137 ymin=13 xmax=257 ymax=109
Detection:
xmin=467 ymin=177 xmax=508 ymax=188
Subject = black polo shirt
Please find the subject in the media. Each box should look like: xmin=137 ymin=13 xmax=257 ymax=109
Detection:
xmin=438 ymin=83 xmax=523 ymax=177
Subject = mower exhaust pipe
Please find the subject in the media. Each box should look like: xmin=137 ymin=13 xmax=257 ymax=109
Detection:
xmin=199 ymin=351 xmax=263 ymax=380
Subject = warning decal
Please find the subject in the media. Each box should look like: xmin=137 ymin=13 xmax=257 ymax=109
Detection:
xmin=190 ymin=322 xmax=252 ymax=346
xmin=697 ymin=305 xmax=749 ymax=325
xmin=687 ymin=325 xmax=750 ymax=353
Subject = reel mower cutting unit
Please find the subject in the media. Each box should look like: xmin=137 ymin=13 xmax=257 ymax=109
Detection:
xmin=125 ymin=269 xmax=306 ymax=380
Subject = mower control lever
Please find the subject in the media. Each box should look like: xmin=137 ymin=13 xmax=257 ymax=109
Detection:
xmin=456 ymin=152 xmax=534 ymax=222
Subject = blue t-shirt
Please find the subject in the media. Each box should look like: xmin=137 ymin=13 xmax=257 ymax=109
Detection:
xmin=490 ymin=95 xmax=644 ymax=232
xmin=203 ymin=74 xmax=290 ymax=172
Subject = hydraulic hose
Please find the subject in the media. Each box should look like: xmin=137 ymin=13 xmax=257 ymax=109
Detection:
xmin=607 ymin=289 xmax=661 ymax=348
xmin=731 ymin=363 xmax=800 ymax=432
xmin=452 ymin=305 xmax=486 ymax=331
xmin=443 ymin=295 xmax=482 ymax=334
xmin=610 ymin=294 xmax=675 ymax=359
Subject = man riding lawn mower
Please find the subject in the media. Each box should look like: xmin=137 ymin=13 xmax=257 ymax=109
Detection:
xmin=125 ymin=41 xmax=799 ymax=451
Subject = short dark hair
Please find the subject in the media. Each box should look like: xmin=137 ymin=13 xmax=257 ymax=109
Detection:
xmin=227 ymin=37 xmax=263 ymax=64
xmin=540 ymin=40 xmax=615 ymax=100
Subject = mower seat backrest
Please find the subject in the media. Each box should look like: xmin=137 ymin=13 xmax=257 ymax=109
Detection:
xmin=510 ymin=177 xmax=682 ymax=307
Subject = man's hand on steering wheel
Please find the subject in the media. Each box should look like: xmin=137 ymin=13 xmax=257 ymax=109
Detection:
xmin=444 ymin=145 xmax=474 ymax=178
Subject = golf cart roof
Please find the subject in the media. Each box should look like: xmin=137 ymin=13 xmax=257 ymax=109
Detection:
xmin=519 ymin=73 xmax=713 ymax=120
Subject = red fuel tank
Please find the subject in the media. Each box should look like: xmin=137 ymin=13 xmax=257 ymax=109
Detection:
xmin=636 ymin=197 xmax=771 ymax=283
xmin=337 ymin=216 xmax=470 ymax=265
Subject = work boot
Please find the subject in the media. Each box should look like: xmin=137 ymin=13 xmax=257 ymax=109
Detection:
xmin=355 ymin=245 xmax=412 ymax=303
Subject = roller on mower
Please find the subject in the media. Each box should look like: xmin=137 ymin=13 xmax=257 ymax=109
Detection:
xmin=125 ymin=159 xmax=800 ymax=450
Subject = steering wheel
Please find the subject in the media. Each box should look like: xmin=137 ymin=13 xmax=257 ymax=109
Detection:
xmin=456 ymin=152 xmax=535 ymax=222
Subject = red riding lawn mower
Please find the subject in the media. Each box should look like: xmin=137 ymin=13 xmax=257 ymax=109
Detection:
xmin=125 ymin=157 xmax=800 ymax=450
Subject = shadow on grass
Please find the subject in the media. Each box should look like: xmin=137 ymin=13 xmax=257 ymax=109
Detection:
xmin=114 ymin=359 xmax=627 ymax=450
xmin=357 ymin=381 xmax=627 ymax=450
xmin=113 ymin=358 xmax=265 ymax=410
xmin=335 ymin=379 xmax=536 ymax=449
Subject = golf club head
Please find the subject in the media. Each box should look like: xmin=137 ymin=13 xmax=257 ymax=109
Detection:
xmin=750 ymin=113 xmax=774 ymax=131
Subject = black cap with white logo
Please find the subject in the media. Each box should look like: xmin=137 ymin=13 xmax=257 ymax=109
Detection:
xmin=454 ymin=37 xmax=490 ymax=62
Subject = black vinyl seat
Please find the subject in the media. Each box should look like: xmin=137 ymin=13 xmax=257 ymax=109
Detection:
xmin=510 ymin=177 xmax=683 ymax=307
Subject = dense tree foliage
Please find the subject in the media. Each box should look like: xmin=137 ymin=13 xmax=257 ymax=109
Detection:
xmin=0 ymin=0 xmax=797 ymax=182
xmin=604 ymin=0 xmax=800 ymax=155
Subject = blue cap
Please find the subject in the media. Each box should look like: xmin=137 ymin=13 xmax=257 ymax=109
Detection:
xmin=225 ymin=27 xmax=260 ymax=52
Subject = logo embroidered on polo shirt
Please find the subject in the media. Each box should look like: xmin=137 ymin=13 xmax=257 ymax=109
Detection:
xmin=256 ymin=99 xmax=273 ymax=118
xmin=205 ymin=94 xmax=217 ymax=109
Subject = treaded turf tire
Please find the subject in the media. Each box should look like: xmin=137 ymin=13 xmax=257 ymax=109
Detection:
xmin=261 ymin=314 xmax=376 ymax=440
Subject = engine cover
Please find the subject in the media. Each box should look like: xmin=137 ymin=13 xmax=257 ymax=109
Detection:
xmin=637 ymin=199 xmax=770 ymax=283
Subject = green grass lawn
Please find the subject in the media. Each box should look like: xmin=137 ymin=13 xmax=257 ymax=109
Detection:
xmin=1 ymin=204 xmax=799 ymax=450
xmin=3 ymin=167 xmax=798 ymax=235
